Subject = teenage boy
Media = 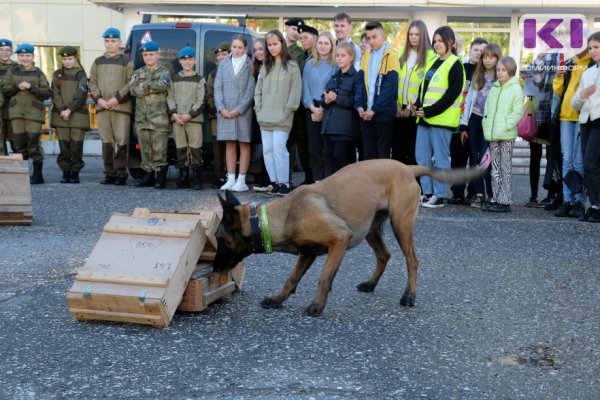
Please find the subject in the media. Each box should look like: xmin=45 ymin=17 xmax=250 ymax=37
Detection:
xmin=207 ymin=42 xmax=229 ymax=187
xmin=356 ymin=22 xmax=399 ymax=160
xmin=129 ymin=41 xmax=172 ymax=189
xmin=167 ymin=47 xmax=206 ymax=190
xmin=1 ymin=44 xmax=52 ymax=184
xmin=0 ymin=38 xmax=17 ymax=155
xmin=285 ymin=17 xmax=307 ymax=72
xmin=333 ymin=13 xmax=362 ymax=71
xmin=449 ymin=37 xmax=488 ymax=205
xmin=89 ymin=27 xmax=134 ymax=185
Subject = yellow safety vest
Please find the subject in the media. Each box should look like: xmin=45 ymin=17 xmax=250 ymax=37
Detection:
xmin=397 ymin=48 xmax=437 ymax=106
xmin=419 ymin=54 xmax=465 ymax=128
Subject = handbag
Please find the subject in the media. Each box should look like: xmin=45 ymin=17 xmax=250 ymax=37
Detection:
xmin=518 ymin=97 xmax=537 ymax=141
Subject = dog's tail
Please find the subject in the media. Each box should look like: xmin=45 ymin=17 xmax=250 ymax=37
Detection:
xmin=409 ymin=165 xmax=486 ymax=184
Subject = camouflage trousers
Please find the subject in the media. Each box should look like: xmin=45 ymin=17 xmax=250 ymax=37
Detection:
xmin=56 ymin=127 xmax=85 ymax=172
xmin=138 ymin=129 xmax=168 ymax=172
xmin=97 ymin=110 xmax=130 ymax=178
xmin=173 ymin=121 xmax=203 ymax=168
xmin=11 ymin=119 xmax=44 ymax=162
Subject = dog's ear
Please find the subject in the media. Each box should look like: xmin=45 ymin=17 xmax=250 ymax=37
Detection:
xmin=218 ymin=190 xmax=242 ymax=232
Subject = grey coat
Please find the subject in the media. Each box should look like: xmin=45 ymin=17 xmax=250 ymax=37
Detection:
xmin=214 ymin=55 xmax=255 ymax=142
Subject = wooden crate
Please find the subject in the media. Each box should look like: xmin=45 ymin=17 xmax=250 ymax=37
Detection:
xmin=66 ymin=214 xmax=206 ymax=327
xmin=178 ymin=262 xmax=242 ymax=312
xmin=132 ymin=208 xmax=219 ymax=262
xmin=0 ymin=154 xmax=33 ymax=225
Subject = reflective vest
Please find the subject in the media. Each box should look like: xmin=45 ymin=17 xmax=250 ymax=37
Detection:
xmin=419 ymin=54 xmax=465 ymax=129
xmin=397 ymin=48 xmax=437 ymax=106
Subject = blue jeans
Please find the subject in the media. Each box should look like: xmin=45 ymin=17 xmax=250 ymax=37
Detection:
xmin=416 ymin=124 xmax=452 ymax=198
xmin=560 ymin=120 xmax=584 ymax=203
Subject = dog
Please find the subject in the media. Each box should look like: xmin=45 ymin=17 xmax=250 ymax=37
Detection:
xmin=214 ymin=159 xmax=483 ymax=317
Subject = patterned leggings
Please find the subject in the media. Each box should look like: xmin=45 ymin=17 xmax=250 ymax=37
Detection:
xmin=489 ymin=140 xmax=514 ymax=205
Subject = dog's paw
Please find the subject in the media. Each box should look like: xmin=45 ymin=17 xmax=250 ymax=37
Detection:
xmin=356 ymin=281 xmax=376 ymax=292
xmin=400 ymin=294 xmax=415 ymax=307
xmin=304 ymin=303 xmax=324 ymax=317
xmin=261 ymin=296 xmax=283 ymax=309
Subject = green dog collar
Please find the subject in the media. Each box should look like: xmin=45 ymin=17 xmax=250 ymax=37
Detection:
xmin=259 ymin=204 xmax=272 ymax=253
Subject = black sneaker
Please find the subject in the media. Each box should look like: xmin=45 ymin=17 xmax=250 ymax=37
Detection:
xmin=114 ymin=177 xmax=127 ymax=185
xmin=276 ymin=184 xmax=291 ymax=196
xmin=447 ymin=194 xmax=465 ymax=205
xmin=470 ymin=195 xmax=485 ymax=209
xmin=488 ymin=203 xmax=510 ymax=213
xmin=268 ymin=184 xmax=280 ymax=195
xmin=544 ymin=198 xmax=562 ymax=211
xmin=525 ymin=197 xmax=538 ymax=207
xmin=570 ymin=202 xmax=585 ymax=219
xmin=588 ymin=208 xmax=600 ymax=223
xmin=536 ymin=197 xmax=554 ymax=208
xmin=554 ymin=203 xmax=572 ymax=218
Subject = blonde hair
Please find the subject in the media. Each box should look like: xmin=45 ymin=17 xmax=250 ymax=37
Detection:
xmin=498 ymin=56 xmax=517 ymax=77
xmin=336 ymin=42 xmax=356 ymax=64
xmin=312 ymin=32 xmax=336 ymax=67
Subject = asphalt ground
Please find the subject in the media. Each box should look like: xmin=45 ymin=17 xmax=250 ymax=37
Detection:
xmin=0 ymin=156 xmax=598 ymax=399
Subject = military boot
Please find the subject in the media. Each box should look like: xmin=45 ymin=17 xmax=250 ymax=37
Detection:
xmin=30 ymin=161 xmax=45 ymax=185
xmin=176 ymin=167 xmax=190 ymax=189
xmin=192 ymin=166 xmax=203 ymax=190
xmin=60 ymin=171 xmax=72 ymax=184
xmin=135 ymin=171 xmax=155 ymax=187
xmin=155 ymin=166 xmax=168 ymax=189
xmin=70 ymin=171 xmax=80 ymax=184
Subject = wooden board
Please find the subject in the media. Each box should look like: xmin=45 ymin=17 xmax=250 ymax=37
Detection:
xmin=177 ymin=263 xmax=240 ymax=313
xmin=67 ymin=214 xmax=206 ymax=327
xmin=132 ymin=208 xmax=220 ymax=262
xmin=0 ymin=154 xmax=32 ymax=225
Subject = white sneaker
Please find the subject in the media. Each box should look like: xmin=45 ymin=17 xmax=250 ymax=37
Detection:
xmin=231 ymin=180 xmax=248 ymax=192
xmin=422 ymin=195 xmax=445 ymax=208
xmin=220 ymin=178 xmax=235 ymax=191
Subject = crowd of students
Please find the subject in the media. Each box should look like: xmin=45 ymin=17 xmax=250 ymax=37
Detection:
xmin=1 ymin=14 xmax=599 ymax=221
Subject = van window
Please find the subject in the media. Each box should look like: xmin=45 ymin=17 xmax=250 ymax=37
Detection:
xmin=128 ymin=29 xmax=196 ymax=73
xmin=203 ymin=30 xmax=254 ymax=76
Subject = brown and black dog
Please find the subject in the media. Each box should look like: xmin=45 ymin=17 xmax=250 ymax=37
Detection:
xmin=214 ymin=159 xmax=483 ymax=317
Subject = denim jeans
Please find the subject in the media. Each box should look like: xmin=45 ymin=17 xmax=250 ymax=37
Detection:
xmin=415 ymin=124 xmax=452 ymax=198
xmin=560 ymin=120 xmax=584 ymax=203
xmin=261 ymin=130 xmax=290 ymax=184
xmin=467 ymin=114 xmax=492 ymax=198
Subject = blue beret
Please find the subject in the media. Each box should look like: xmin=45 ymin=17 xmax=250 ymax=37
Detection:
xmin=102 ymin=28 xmax=121 ymax=39
xmin=16 ymin=44 xmax=34 ymax=54
xmin=140 ymin=41 xmax=159 ymax=52
xmin=0 ymin=39 xmax=12 ymax=48
xmin=178 ymin=47 xmax=195 ymax=59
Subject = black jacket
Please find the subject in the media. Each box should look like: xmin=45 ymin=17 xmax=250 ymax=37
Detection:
xmin=321 ymin=66 xmax=361 ymax=137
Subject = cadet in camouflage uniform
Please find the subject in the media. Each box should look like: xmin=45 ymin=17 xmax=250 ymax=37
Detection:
xmin=51 ymin=46 xmax=90 ymax=183
xmin=284 ymin=18 xmax=312 ymax=185
xmin=0 ymin=38 xmax=18 ymax=155
xmin=167 ymin=47 xmax=205 ymax=190
xmin=206 ymin=42 xmax=229 ymax=187
xmin=1 ymin=44 xmax=52 ymax=184
xmin=88 ymin=27 xmax=133 ymax=185
xmin=129 ymin=41 xmax=172 ymax=189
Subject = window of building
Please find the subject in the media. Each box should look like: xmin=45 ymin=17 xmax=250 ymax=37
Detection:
xmin=594 ymin=18 xmax=600 ymax=32
xmin=448 ymin=17 xmax=511 ymax=60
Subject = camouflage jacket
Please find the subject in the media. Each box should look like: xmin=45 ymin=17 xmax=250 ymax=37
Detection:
xmin=288 ymin=43 xmax=307 ymax=74
xmin=205 ymin=67 xmax=217 ymax=119
xmin=0 ymin=61 xmax=18 ymax=119
xmin=129 ymin=64 xmax=171 ymax=131
xmin=167 ymin=71 xmax=205 ymax=124
xmin=51 ymin=66 xmax=90 ymax=129
xmin=1 ymin=64 xmax=52 ymax=123
xmin=88 ymin=52 xmax=133 ymax=115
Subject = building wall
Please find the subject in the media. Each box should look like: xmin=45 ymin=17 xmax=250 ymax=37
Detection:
xmin=0 ymin=0 xmax=124 ymax=72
